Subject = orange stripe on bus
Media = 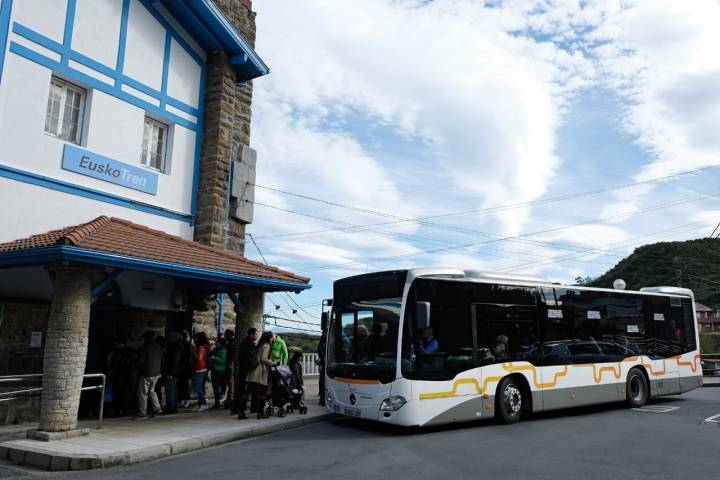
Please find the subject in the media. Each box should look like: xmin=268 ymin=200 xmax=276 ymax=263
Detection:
xmin=333 ymin=377 xmax=381 ymax=385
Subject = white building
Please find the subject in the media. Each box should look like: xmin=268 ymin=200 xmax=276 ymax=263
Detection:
xmin=0 ymin=0 xmax=311 ymax=430
xmin=0 ymin=0 xmax=263 ymax=240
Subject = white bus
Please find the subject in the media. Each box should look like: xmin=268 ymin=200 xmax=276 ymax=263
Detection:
xmin=324 ymin=268 xmax=702 ymax=426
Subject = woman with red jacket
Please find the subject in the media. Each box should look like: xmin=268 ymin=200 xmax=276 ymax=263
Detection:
xmin=191 ymin=332 xmax=210 ymax=412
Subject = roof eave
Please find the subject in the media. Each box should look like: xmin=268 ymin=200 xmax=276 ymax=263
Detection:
xmin=159 ymin=0 xmax=270 ymax=83
xmin=0 ymin=246 xmax=310 ymax=293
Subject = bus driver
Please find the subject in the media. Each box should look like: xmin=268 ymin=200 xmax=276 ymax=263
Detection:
xmin=418 ymin=328 xmax=439 ymax=353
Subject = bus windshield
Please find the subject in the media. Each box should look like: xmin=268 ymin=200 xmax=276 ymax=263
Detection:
xmin=327 ymin=298 xmax=401 ymax=384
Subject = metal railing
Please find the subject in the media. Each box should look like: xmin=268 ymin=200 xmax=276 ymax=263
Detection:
xmin=302 ymin=353 xmax=320 ymax=377
xmin=0 ymin=373 xmax=106 ymax=429
xmin=701 ymin=353 xmax=720 ymax=375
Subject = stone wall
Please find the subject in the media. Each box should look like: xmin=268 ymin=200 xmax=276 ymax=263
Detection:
xmin=194 ymin=0 xmax=256 ymax=255
xmin=125 ymin=308 xmax=168 ymax=347
xmin=0 ymin=301 xmax=49 ymax=375
xmin=192 ymin=0 xmax=262 ymax=335
xmin=0 ymin=300 xmax=48 ymax=424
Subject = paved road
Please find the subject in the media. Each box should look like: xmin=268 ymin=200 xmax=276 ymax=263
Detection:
xmin=2 ymin=388 xmax=719 ymax=480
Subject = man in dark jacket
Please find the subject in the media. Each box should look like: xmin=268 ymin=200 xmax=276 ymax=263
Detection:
xmin=106 ymin=342 xmax=131 ymax=417
xmin=163 ymin=331 xmax=183 ymax=414
xmin=232 ymin=327 xmax=258 ymax=415
xmin=136 ymin=331 xmax=164 ymax=419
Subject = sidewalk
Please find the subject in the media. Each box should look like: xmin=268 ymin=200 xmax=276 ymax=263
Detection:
xmin=0 ymin=384 xmax=332 ymax=471
xmin=703 ymin=375 xmax=720 ymax=387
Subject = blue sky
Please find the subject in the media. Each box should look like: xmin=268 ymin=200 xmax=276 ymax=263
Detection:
xmin=246 ymin=0 xmax=720 ymax=334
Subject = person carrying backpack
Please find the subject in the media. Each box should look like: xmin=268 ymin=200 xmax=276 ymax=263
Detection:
xmin=232 ymin=327 xmax=258 ymax=415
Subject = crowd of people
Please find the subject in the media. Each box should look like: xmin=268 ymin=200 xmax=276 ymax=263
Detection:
xmin=106 ymin=327 xmax=305 ymax=421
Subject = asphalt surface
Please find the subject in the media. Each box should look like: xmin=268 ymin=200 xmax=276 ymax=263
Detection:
xmin=2 ymin=388 xmax=719 ymax=480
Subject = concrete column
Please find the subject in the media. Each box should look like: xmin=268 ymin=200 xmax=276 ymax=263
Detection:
xmin=39 ymin=268 xmax=91 ymax=432
xmin=234 ymin=289 xmax=265 ymax=335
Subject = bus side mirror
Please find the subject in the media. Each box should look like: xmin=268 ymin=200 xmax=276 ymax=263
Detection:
xmin=321 ymin=311 xmax=328 ymax=331
xmin=416 ymin=302 xmax=431 ymax=329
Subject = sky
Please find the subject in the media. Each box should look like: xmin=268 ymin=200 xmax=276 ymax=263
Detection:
xmin=246 ymin=0 xmax=720 ymax=335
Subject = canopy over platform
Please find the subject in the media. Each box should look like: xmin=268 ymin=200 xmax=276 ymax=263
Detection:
xmin=0 ymin=216 xmax=309 ymax=293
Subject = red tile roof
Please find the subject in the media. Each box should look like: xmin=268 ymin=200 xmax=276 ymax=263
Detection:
xmin=0 ymin=216 xmax=309 ymax=285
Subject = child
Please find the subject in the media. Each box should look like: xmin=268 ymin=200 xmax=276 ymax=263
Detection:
xmin=288 ymin=351 xmax=304 ymax=409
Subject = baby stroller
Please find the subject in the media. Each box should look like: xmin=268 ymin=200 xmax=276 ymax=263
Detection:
xmin=264 ymin=365 xmax=307 ymax=417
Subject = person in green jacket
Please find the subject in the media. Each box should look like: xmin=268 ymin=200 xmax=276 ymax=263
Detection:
xmin=271 ymin=333 xmax=288 ymax=365
xmin=210 ymin=337 xmax=228 ymax=409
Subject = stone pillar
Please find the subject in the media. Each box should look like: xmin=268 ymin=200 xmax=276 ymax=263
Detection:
xmin=192 ymin=0 xmax=259 ymax=334
xmin=194 ymin=0 xmax=256 ymax=255
xmin=39 ymin=268 xmax=91 ymax=432
xmin=234 ymin=289 xmax=265 ymax=335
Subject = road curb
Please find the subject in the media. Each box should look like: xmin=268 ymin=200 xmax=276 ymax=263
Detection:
xmin=0 ymin=412 xmax=336 ymax=471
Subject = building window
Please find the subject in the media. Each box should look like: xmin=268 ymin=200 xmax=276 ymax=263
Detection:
xmin=44 ymin=77 xmax=85 ymax=144
xmin=141 ymin=117 xmax=168 ymax=172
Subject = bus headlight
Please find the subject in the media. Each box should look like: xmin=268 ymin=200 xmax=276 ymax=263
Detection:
xmin=380 ymin=396 xmax=407 ymax=411
xmin=325 ymin=388 xmax=334 ymax=405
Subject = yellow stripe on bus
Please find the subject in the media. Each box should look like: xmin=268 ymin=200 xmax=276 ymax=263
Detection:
xmin=418 ymin=353 xmax=700 ymax=400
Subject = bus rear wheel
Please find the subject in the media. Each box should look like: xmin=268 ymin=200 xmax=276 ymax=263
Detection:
xmin=496 ymin=377 xmax=524 ymax=424
xmin=626 ymin=368 xmax=649 ymax=408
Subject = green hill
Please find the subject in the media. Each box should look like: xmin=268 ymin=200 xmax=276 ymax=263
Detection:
xmin=279 ymin=332 xmax=320 ymax=354
xmin=588 ymin=238 xmax=720 ymax=309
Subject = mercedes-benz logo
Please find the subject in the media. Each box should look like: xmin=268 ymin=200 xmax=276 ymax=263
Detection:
xmin=349 ymin=393 xmax=356 ymax=405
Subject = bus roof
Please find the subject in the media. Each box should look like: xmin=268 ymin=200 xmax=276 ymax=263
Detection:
xmin=406 ymin=268 xmax=694 ymax=298
xmin=335 ymin=268 xmax=694 ymax=298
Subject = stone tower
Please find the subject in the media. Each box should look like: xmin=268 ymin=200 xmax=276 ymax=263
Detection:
xmin=193 ymin=0 xmax=264 ymax=336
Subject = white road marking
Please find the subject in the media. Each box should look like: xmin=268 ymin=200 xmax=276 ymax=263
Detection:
xmin=701 ymin=413 xmax=720 ymax=426
xmin=632 ymin=405 xmax=680 ymax=413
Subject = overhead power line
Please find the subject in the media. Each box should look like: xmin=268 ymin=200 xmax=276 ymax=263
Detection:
xmin=290 ymin=189 xmax=720 ymax=272
xmin=250 ymin=164 xmax=719 ymax=241
xmin=264 ymin=314 xmax=321 ymax=333
xmin=709 ymin=220 xmax=720 ymax=239
xmin=248 ymin=233 xmax=319 ymax=324
xmin=503 ymin=220 xmax=715 ymax=273
xmin=249 ymin=179 xmax=720 ymax=265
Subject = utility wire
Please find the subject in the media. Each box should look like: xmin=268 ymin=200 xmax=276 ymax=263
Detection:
xmin=503 ymin=220 xmax=714 ymax=273
xmin=248 ymin=233 xmax=320 ymax=324
xmin=710 ymin=220 xmax=720 ymax=239
xmin=685 ymin=273 xmax=720 ymax=287
xmin=253 ymin=186 xmax=720 ymax=264
xmin=291 ymin=189 xmax=720 ymax=272
xmin=264 ymin=314 xmax=321 ymax=332
xmin=250 ymin=164 xmax=719 ymax=241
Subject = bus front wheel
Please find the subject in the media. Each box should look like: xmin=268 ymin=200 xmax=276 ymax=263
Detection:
xmin=496 ymin=377 xmax=524 ymax=424
xmin=626 ymin=368 xmax=649 ymax=408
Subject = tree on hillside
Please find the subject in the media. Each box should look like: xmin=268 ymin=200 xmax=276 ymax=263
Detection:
xmin=589 ymin=238 xmax=720 ymax=309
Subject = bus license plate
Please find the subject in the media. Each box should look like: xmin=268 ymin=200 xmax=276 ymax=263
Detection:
xmin=343 ymin=407 xmax=361 ymax=417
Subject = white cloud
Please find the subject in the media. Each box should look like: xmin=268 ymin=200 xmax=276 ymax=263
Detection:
xmin=589 ymin=0 xmax=720 ymax=179
xmin=245 ymin=0 xmax=720 ymax=304
xmin=252 ymin=0 xmax=596 ymax=238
